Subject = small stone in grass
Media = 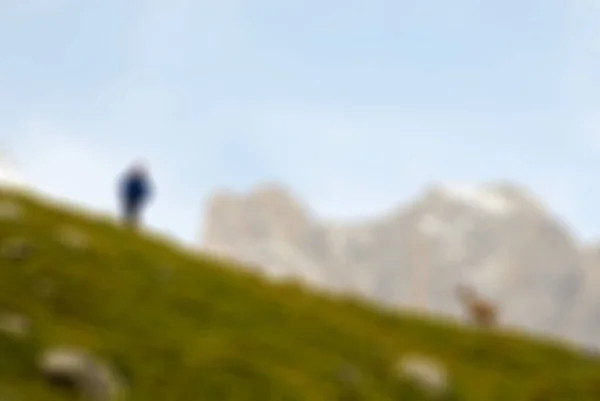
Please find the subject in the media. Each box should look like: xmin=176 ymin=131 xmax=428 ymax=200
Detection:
xmin=394 ymin=353 xmax=448 ymax=397
xmin=39 ymin=347 xmax=126 ymax=401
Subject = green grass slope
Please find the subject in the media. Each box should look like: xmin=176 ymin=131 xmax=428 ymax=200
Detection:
xmin=1 ymin=189 xmax=600 ymax=400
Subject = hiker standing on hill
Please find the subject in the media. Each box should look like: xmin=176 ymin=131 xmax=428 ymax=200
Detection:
xmin=118 ymin=162 xmax=153 ymax=229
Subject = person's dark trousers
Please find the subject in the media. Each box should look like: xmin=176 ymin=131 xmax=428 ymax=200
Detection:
xmin=122 ymin=198 xmax=142 ymax=229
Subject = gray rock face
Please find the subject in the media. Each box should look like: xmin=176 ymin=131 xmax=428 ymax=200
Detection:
xmin=202 ymin=184 xmax=332 ymax=287
xmin=199 ymin=182 xmax=594 ymax=347
xmin=568 ymin=246 xmax=600 ymax=347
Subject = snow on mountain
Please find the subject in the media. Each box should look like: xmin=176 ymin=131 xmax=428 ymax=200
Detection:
xmin=437 ymin=184 xmax=514 ymax=216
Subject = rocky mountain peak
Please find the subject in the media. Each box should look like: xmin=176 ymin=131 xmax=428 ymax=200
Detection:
xmin=246 ymin=182 xmax=309 ymax=221
xmin=199 ymin=180 xmax=600 ymax=349
xmin=417 ymin=181 xmax=545 ymax=217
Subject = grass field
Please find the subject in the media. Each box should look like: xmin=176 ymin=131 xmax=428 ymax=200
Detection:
xmin=1 ymin=188 xmax=599 ymax=400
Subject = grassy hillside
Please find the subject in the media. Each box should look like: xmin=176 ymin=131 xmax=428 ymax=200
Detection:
xmin=1 ymin=188 xmax=600 ymax=400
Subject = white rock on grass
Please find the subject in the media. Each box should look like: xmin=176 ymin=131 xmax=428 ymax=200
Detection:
xmin=39 ymin=347 xmax=125 ymax=401
xmin=394 ymin=353 xmax=448 ymax=397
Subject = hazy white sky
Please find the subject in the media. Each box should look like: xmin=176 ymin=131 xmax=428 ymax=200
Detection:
xmin=1 ymin=0 xmax=599 ymax=244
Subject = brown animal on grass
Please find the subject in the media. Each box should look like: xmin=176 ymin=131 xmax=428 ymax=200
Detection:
xmin=455 ymin=284 xmax=498 ymax=329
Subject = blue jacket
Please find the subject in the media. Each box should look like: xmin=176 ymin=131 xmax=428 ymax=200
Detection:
xmin=120 ymin=171 xmax=151 ymax=206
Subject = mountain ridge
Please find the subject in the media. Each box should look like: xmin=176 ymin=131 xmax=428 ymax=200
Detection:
xmin=199 ymin=180 xmax=597 ymax=349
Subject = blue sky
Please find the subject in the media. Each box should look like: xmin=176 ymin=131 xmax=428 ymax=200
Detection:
xmin=0 ymin=0 xmax=599 ymax=244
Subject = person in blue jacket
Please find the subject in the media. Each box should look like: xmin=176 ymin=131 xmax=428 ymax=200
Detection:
xmin=118 ymin=162 xmax=153 ymax=229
